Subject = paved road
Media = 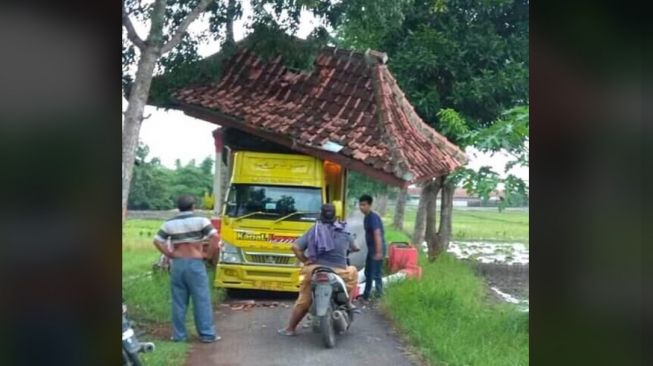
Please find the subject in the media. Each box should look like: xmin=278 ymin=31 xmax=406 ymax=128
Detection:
xmin=185 ymin=291 xmax=418 ymax=366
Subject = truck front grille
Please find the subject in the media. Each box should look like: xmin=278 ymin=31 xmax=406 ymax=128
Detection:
xmin=245 ymin=253 xmax=296 ymax=266
xmin=246 ymin=270 xmax=292 ymax=278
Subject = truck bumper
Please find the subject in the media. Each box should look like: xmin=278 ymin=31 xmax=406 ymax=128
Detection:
xmin=216 ymin=263 xmax=301 ymax=292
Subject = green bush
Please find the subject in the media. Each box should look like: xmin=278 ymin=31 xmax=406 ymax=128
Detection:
xmin=202 ymin=192 xmax=215 ymax=210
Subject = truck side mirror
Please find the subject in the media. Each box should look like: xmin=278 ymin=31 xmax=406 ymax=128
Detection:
xmin=332 ymin=200 xmax=344 ymax=219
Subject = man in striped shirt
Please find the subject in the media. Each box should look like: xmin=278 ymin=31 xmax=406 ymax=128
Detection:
xmin=153 ymin=194 xmax=221 ymax=343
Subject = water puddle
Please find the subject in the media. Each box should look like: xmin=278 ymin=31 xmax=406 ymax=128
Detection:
xmin=420 ymin=241 xmax=529 ymax=265
xmin=491 ymin=286 xmax=529 ymax=312
xmin=420 ymin=240 xmax=530 ymax=311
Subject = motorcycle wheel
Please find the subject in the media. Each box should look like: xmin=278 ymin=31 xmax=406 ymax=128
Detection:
xmin=123 ymin=348 xmax=143 ymax=366
xmin=319 ymin=308 xmax=336 ymax=348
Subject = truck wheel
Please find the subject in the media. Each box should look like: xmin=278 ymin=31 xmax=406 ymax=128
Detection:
xmin=225 ymin=288 xmax=241 ymax=298
xmin=319 ymin=308 xmax=336 ymax=348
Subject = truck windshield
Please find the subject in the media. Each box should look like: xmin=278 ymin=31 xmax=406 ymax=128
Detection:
xmin=225 ymin=184 xmax=321 ymax=221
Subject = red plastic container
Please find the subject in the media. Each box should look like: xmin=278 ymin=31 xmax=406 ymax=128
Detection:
xmin=388 ymin=242 xmax=418 ymax=273
xmin=400 ymin=265 xmax=423 ymax=279
xmin=210 ymin=217 xmax=222 ymax=235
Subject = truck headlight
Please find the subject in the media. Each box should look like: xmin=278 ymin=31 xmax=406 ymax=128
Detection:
xmin=220 ymin=241 xmax=243 ymax=264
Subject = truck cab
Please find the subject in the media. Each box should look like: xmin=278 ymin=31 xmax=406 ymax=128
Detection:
xmin=216 ymin=151 xmax=346 ymax=292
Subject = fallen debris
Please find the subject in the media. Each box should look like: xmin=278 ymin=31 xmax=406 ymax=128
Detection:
xmin=234 ymin=300 xmax=256 ymax=306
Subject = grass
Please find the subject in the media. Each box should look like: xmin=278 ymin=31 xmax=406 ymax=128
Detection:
xmin=123 ymin=219 xmax=224 ymax=366
xmin=381 ymin=209 xmax=529 ymax=365
xmin=384 ymin=207 xmax=529 ymax=244
xmin=141 ymin=342 xmax=188 ymax=365
xmin=383 ymin=254 xmax=529 ymax=366
xmin=385 ymin=227 xmax=412 ymax=243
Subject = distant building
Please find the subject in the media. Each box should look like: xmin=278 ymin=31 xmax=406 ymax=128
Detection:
xmin=406 ymin=186 xmax=505 ymax=207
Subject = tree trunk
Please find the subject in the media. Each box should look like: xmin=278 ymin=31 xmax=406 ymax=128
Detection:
xmin=392 ymin=187 xmax=408 ymax=231
xmin=122 ymin=0 xmax=212 ymax=221
xmin=122 ymin=47 xmax=161 ymax=221
xmin=423 ymin=179 xmax=442 ymax=261
xmin=225 ymin=0 xmax=236 ymax=44
xmin=433 ymin=177 xmax=455 ymax=257
xmin=376 ymin=193 xmax=388 ymax=217
xmin=411 ymin=184 xmax=428 ymax=246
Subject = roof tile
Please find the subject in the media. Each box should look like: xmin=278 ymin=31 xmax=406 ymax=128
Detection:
xmin=172 ymin=47 xmax=466 ymax=184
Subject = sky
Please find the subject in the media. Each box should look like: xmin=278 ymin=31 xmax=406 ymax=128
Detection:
xmin=123 ymin=3 xmax=528 ymax=184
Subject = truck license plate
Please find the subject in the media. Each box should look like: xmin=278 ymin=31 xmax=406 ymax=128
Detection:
xmin=258 ymin=281 xmax=279 ymax=290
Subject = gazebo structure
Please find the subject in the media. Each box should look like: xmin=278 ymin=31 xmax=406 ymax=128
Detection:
xmin=149 ymin=43 xmax=467 ymax=211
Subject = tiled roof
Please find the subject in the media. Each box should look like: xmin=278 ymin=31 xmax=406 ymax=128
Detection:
xmin=172 ymin=46 xmax=467 ymax=185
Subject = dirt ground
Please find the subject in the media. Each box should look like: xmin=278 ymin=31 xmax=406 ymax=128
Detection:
xmin=472 ymin=261 xmax=529 ymax=303
xmin=184 ymin=290 xmax=419 ymax=366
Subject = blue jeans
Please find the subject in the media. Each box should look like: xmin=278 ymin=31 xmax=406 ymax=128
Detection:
xmin=170 ymin=258 xmax=216 ymax=341
xmin=363 ymin=255 xmax=383 ymax=299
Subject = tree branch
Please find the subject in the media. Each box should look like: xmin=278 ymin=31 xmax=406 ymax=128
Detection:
xmin=122 ymin=6 xmax=146 ymax=50
xmin=161 ymin=0 xmax=215 ymax=54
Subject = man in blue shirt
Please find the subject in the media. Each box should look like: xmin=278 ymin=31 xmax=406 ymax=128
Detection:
xmin=359 ymin=194 xmax=386 ymax=300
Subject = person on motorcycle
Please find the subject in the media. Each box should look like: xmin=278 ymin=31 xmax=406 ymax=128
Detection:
xmin=278 ymin=203 xmax=359 ymax=336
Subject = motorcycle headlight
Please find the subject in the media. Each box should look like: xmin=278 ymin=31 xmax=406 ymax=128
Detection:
xmin=220 ymin=241 xmax=243 ymax=264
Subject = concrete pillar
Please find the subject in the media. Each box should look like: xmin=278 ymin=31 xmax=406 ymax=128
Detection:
xmin=212 ymin=128 xmax=223 ymax=217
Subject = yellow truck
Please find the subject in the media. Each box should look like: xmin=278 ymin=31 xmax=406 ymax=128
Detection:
xmin=215 ymin=151 xmax=346 ymax=292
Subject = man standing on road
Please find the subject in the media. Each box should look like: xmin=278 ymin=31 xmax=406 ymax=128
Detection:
xmin=359 ymin=194 xmax=386 ymax=301
xmin=278 ymin=203 xmax=359 ymax=336
xmin=153 ymin=194 xmax=221 ymax=343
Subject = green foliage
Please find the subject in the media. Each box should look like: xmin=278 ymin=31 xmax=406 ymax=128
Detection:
xmin=346 ymin=170 xmax=393 ymax=207
xmin=436 ymin=108 xmax=471 ymax=146
xmin=501 ymin=174 xmax=528 ymax=207
xmin=202 ymin=192 xmax=215 ymax=210
xmin=147 ymin=18 xmax=332 ymax=107
xmin=241 ymin=20 xmax=331 ymax=71
xmin=141 ymin=341 xmax=188 ymax=365
xmin=384 ymin=254 xmax=529 ymax=366
xmin=335 ymin=0 xmax=412 ymax=50
xmin=337 ymin=0 xmax=528 ymax=127
xmin=447 ymin=105 xmax=529 ymax=210
xmin=384 ymin=227 xmax=411 ymax=243
xmin=148 ymin=46 xmax=237 ymax=107
xmin=129 ymin=144 xmax=174 ymax=210
xmin=449 ymin=165 xmax=528 ymax=211
xmin=460 ymin=166 xmax=501 ymax=203
xmin=469 ymin=105 xmax=529 ymax=164
xmin=126 ymin=0 xmax=354 ymax=106
xmin=337 ymin=0 xmax=529 ymax=211
xmin=128 ymin=142 xmax=214 ymax=210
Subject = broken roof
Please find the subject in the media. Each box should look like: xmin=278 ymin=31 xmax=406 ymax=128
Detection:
xmin=160 ymin=45 xmax=467 ymax=187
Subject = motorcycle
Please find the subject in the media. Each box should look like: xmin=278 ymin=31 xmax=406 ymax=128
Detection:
xmin=122 ymin=300 xmax=155 ymax=366
xmin=308 ymin=266 xmax=358 ymax=348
